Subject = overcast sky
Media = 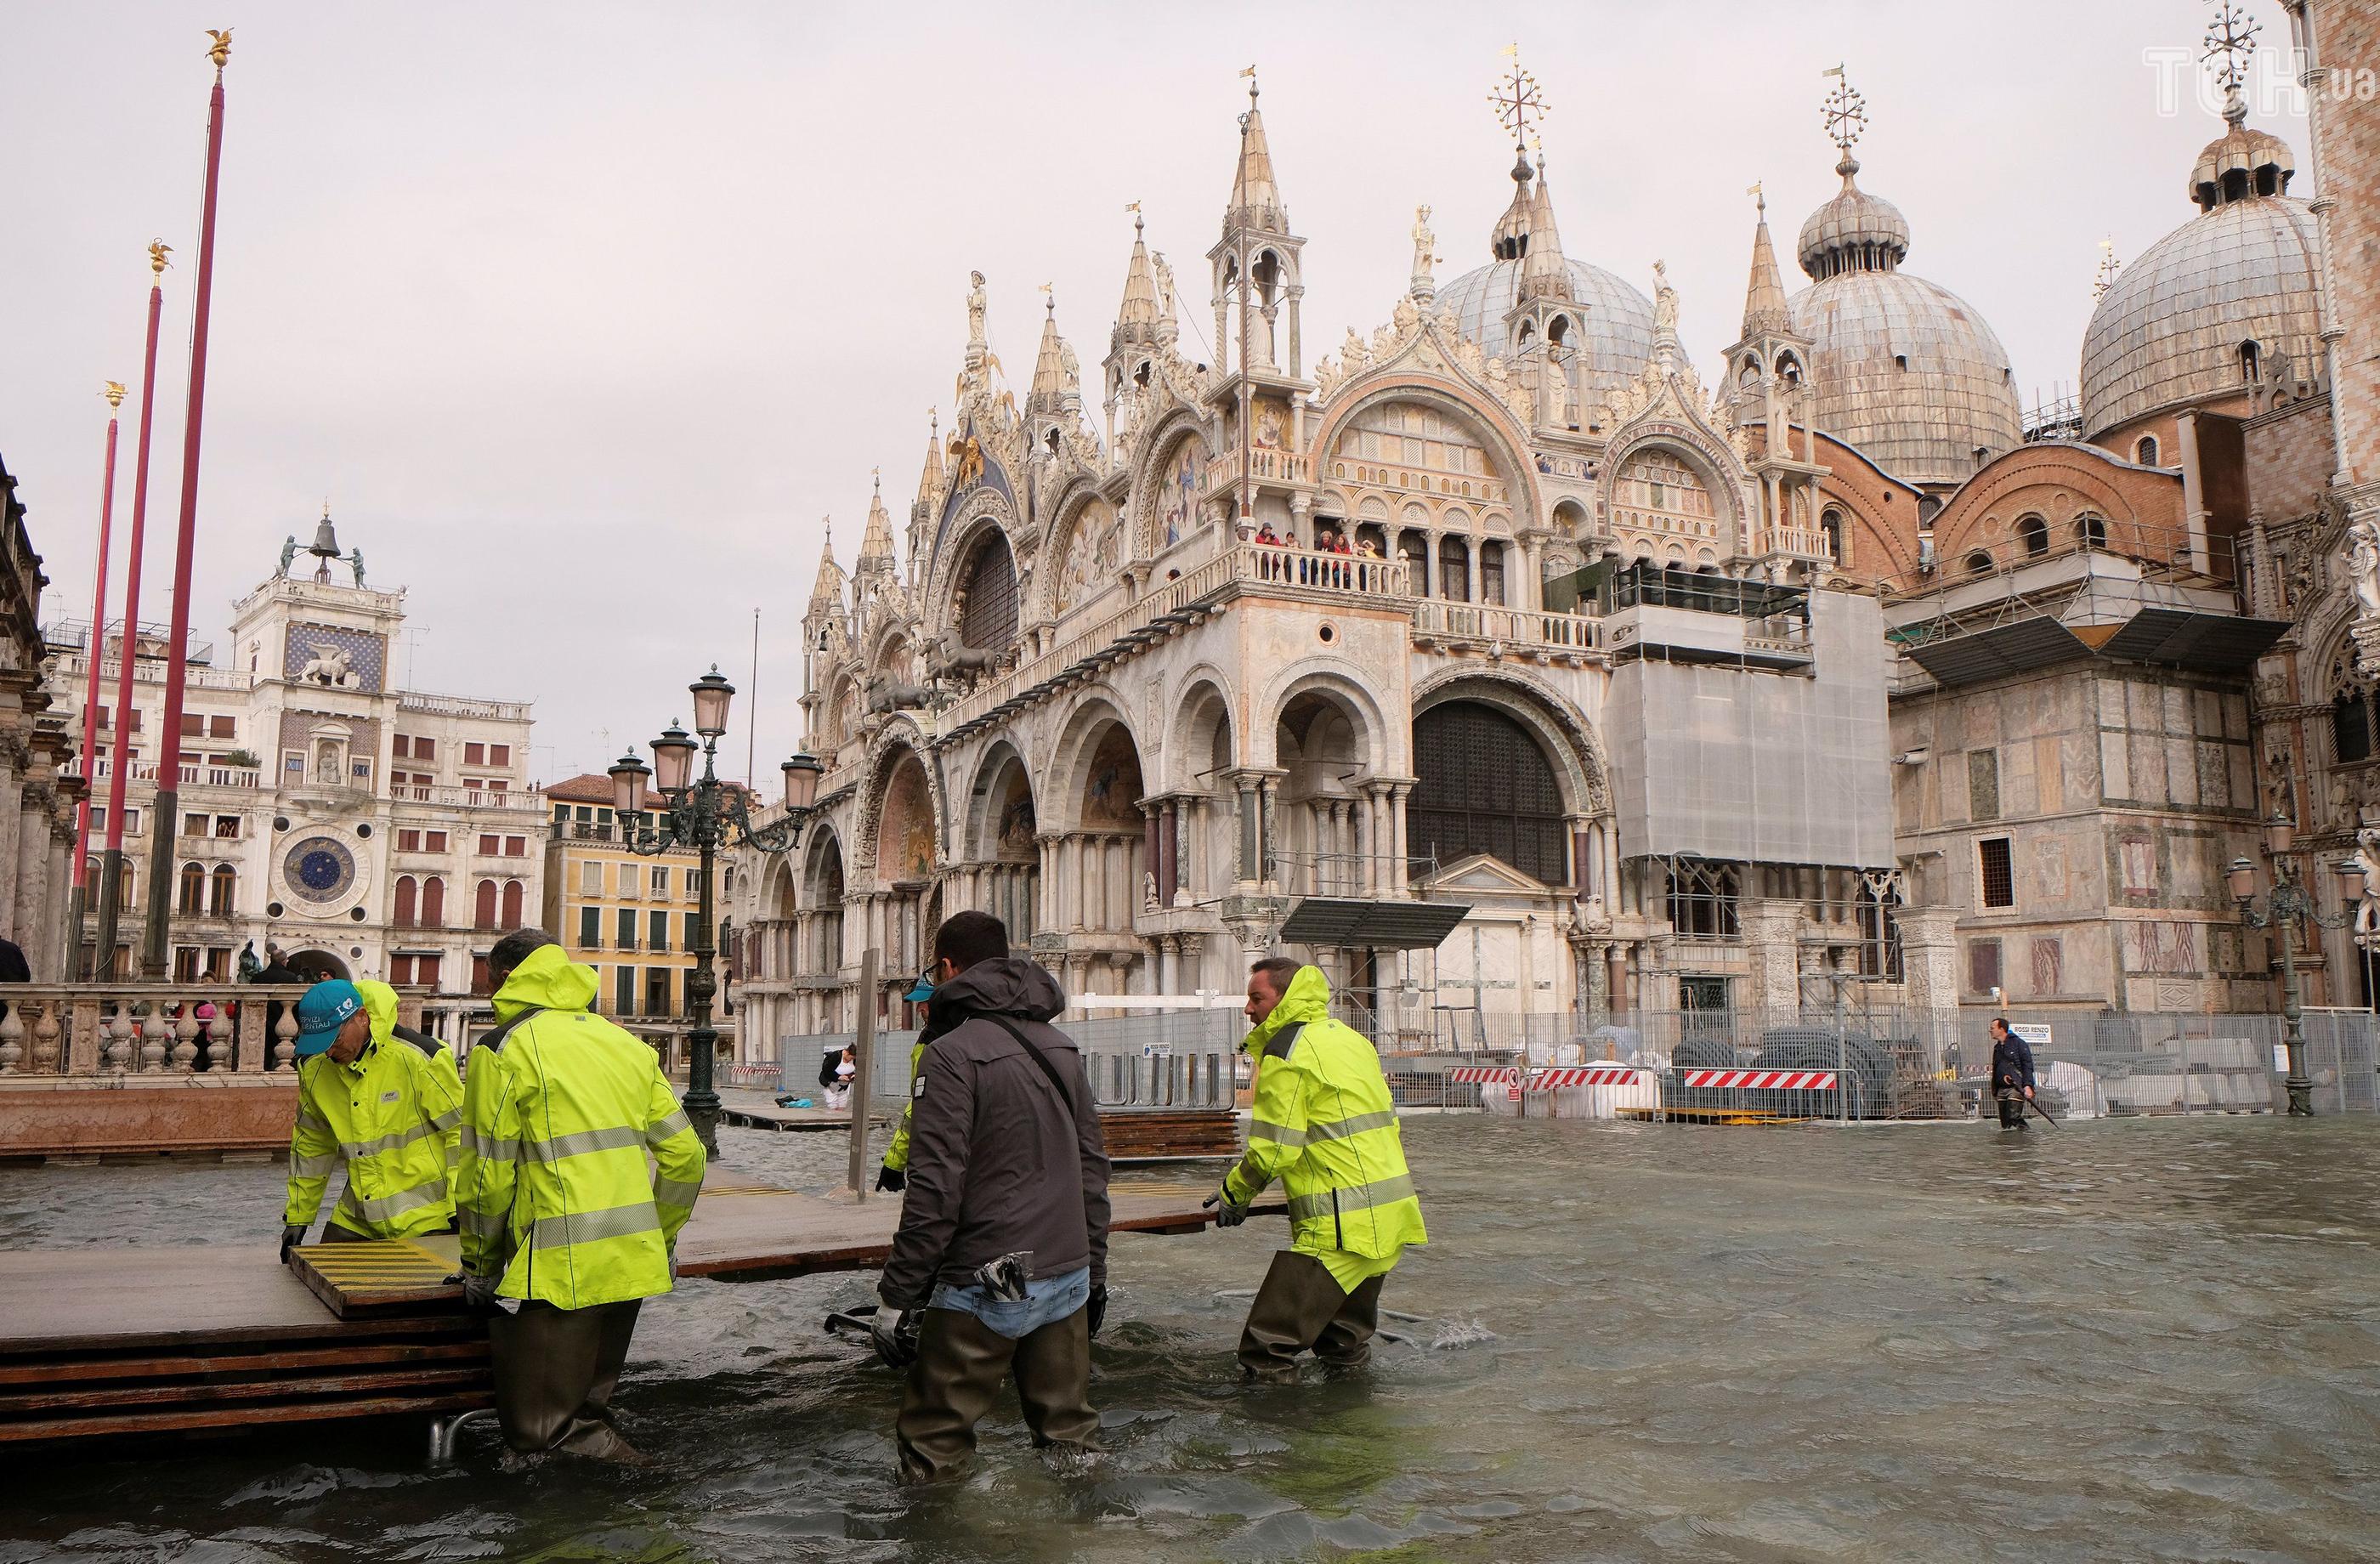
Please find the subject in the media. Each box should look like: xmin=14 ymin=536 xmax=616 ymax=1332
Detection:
xmin=3 ymin=2 xmax=2301 ymax=785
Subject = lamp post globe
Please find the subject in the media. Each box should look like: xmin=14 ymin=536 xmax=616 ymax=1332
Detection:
xmin=783 ymin=751 xmax=824 ymax=813
xmin=2227 ymin=856 xmax=2258 ymax=904
xmin=652 ymin=720 xmax=697 ymax=797
xmin=608 ymin=749 xmax=652 ymax=819
xmin=690 ymin=668 xmax=734 ymax=740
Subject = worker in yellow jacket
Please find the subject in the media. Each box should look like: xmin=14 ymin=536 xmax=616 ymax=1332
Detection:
xmin=875 ymin=968 xmax=944 ymax=1192
xmin=1209 ymin=958 xmax=1425 ymax=1380
xmin=453 ymin=930 xmax=705 ymax=1461
xmin=280 ymin=979 xmax=462 ymax=1259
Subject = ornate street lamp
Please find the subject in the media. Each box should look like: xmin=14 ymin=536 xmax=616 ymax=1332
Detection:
xmin=617 ymin=666 xmax=824 ymax=1153
xmin=2228 ymin=811 xmax=2361 ymax=1118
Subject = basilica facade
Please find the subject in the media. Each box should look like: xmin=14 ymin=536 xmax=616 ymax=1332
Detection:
xmin=731 ymin=8 xmax=2377 ymax=1057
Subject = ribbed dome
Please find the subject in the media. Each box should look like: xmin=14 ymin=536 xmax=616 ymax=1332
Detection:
xmin=1797 ymin=158 xmax=1912 ymax=280
xmin=2079 ymin=194 xmax=2321 ymax=440
xmin=2080 ymin=103 xmax=2319 ymax=443
xmin=1436 ymin=256 xmax=1657 ymax=407
xmin=1787 ymin=271 xmax=2023 ymax=486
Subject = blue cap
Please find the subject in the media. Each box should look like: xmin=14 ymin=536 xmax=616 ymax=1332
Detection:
xmin=293 ymin=979 xmax=364 ymax=1056
xmin=904 ymin=970 xmax=936 ymax=1003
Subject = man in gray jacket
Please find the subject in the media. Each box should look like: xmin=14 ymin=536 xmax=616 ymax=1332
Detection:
xmin=872 ymin=910 xmax=1112 ymax=1482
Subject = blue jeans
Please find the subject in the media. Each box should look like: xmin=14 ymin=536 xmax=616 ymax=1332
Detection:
xmin=928 ymin=1265 xmax=1090 ymax=1340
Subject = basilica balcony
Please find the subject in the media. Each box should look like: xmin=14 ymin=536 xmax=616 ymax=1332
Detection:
xmin=1202 ymin=446 xmax=1313 ymax=499
xmin=1409 ymin=601 xmax=1605 ymax=666
xmin=935 ymin=542 xmax=1404 ymax=742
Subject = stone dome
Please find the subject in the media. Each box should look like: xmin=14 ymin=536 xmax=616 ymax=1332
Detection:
xmin=1436 ymin=256 xmax=1656 ymax=409
xmin=1797 ymin=160 xmax=1912 ymax=280
xmin=1784 ymin=155 xmax=2021 ymax=486
xmin=2079 ymin=110 xmax=2321 ymax=442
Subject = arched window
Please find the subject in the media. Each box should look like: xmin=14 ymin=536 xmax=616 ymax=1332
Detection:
xmin=1777 ymin=353 xmax=1802 ymax=385
xmin=2016 ymin=514 xmax=2049 ymax=558
xmin=2075 ymin=513 xmax=2108 ymax=549
xmin=1965 ymin=551 xmax=1995 ymax=576
xmin=2135 ymin=434 xmax=2160 ymax=466
xmin=474 ymin=879 xmax=499 ymax=931
xmin=2334 ymin=688 xmax=2375 ymax=765
xmin=1408 ymin=700 xmax=1568 ymax=885
xmin=1437 ymin=535 xmax=1470 ymax=602
xmin=1397 ymin=530 xmax=1430 ymax=590
xmin=1480 ymin=541 xmax=1507 ymax=606
xmin=500 ymin=880 xmax=524 ymax=928
xmin=394 ymin=875 xmax=417 ymax=928
xmin=1820 ymin=507 xmax=1844 ymax=561
xmin=210 ymin=864 xmax=236 ymax=918
xmin=955 ymin=530 xmax=1020 ymax=650
xmin=2240 ymin=339 xmax=2261 ymax=382
xmin=421 ymin=876 xmax=445 ymax=928
xmin=178 ymin=861 xmax=207 ymax=915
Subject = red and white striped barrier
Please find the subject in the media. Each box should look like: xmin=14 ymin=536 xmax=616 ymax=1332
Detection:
xmin=1448 ymin=1066 xmax=1519 ymax=1084
xmin=1679 ymin=1068 xmax=1838 ymax=1091
xmin=1526 ymin=1065 xmax=1647 ymax=1091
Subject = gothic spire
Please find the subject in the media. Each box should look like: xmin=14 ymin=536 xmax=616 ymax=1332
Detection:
xmin=1223 ymin=74 xmax=1288 ymax=232
xmin=1740 ymin=185 xmax=1790 ymax=337
xmin=857 ymin=475 xmax=897 ymax=575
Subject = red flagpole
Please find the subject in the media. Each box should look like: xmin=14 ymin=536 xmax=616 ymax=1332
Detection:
xmin=93 ymin=252 xmax=170 ymax=980
xmin=65 ymin=384 xmax=127 ymax=978
xmin=142 ymin=35 xmax=231 ymax=979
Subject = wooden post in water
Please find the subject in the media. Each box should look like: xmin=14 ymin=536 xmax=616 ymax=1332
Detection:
xmin=847 ymin=947 xmax=878 ymax=1197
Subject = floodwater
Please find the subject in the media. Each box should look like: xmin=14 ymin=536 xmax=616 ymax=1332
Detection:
xmin=5 ymin=1114 xmax=2379 ymax=1563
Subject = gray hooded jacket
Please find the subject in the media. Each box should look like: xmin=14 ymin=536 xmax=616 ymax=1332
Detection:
xmin=876 ymin=957 xmax=1112 ymax=1309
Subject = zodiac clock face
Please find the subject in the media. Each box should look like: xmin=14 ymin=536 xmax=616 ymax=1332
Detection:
xmin=282 ymin=836 xmax=358 ymax=904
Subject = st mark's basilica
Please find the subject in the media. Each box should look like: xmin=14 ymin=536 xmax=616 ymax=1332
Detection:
xmin=728 ymin=10 xmax=2380 ymax=1056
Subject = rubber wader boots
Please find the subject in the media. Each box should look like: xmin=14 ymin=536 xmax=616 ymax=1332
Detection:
xmin=896 ymin=1304 xmax=1100 ymax=1483
xmin=1237 ymin=1250 xmax=1385 ymax=1383
xmin=489 ymin=1297 xmax=644 ymax=1460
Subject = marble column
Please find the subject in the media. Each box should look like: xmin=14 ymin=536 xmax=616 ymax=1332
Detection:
xmin=1159 ymin=801 xmax=1179 ymax=906
xmin=1142 ymin=807 xmax=1162 ymax=914
xmin=1388 ymin=783 xmax=1413 ymax=893
xmin=0 ymin=730 xmax=24 ymax=944
xmin=20 ymin=785 xmax=59 ymax=966
xmin=1583 ymin=940 xmax=1612 ymax=1027
xmin=1235 ymin=779 xmax=1260 ymax=886
xmin=1257 ymin=778 xmax=1279 ymax=888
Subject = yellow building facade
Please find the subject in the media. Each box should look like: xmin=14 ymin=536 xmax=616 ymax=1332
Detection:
xmin=541 ymin=774 xmax=731 ymax=1046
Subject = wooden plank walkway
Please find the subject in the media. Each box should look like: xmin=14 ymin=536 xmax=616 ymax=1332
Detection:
xmin=0 ymin=1169 xmax=1269 ymax=1445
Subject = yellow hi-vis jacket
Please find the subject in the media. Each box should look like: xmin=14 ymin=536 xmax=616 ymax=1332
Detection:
xmin=453 ymin=944 xmax=706 ymax=1309
xmin=1222 ymin=965 xmax=1425 ymax=1286
xmin=881 ymin=1036 xmax=930 ymax=1174
xmin=283 ymin=981 xmax=463 ymax=1239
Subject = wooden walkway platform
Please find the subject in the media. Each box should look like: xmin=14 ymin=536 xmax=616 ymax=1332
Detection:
xmin=0 ymin=1170 xmax=1271 ymax=1447
xmin=714 ymin=1089 xmax=1244 ymax=1162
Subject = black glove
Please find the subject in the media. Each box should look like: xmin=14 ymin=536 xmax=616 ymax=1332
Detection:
xmin=1085 ymin=1284 xmax=1108 ymax=1339
xmin=279 ymin=1224 xmax=307 ymax=1264
xmin=1204 ymin=1187 xmax=1249 ymax=1227
xmin=875 ymin=1164 xmax=906 ymax=1193
xmin=870 ymin=1304 xmax=921 ymax=1368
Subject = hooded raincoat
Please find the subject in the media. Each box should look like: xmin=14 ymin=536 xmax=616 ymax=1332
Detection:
xmin=1223 ymin=965 xmax=1426 ymax=1290
xmin=283 ymin=980 xmax=464 ymax=1239
xmin=452 ymin=945 xmax=706 ymax=1309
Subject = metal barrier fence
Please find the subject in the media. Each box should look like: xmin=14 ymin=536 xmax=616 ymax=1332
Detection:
xmin=1537 ymin=1007 xmax=2380 ymax=1118
xmin=774 ymin=1005 xmax=2380 ymax=1119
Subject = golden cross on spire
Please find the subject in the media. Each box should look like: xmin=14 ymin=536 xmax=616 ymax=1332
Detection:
xmin=2202 ymin=3 xmax=2260 ymax=96
xmin=1488 ymin=45 xmax=1550 ymax=151
xmin=1821 ymin=65 xmax=1867 ymax=156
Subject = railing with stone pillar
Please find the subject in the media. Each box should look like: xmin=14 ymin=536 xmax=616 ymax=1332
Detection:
xmin=0 ymin=983 xmax=314 ymax=1079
